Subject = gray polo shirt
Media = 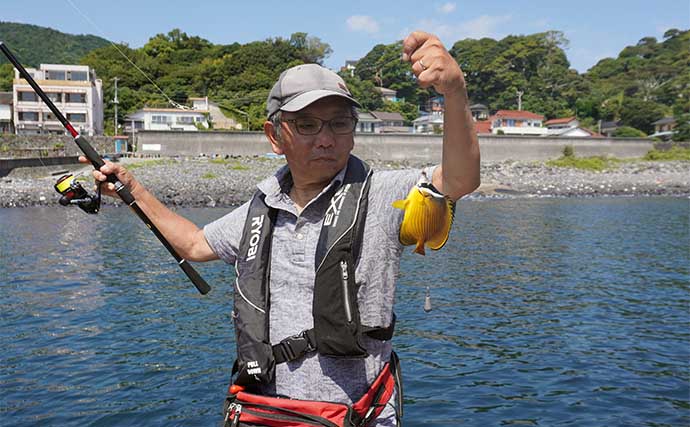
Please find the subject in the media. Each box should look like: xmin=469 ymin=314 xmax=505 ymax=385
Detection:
xmin=204 ymin=159 xmax=433 ymax=424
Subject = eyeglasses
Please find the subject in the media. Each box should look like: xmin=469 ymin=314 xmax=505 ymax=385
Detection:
xmin=282 ymin=116 xmax=358 ymax=135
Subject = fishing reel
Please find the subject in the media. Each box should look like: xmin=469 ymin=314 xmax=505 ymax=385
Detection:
xmin=54 ymin=174 xmax=101 ymax=214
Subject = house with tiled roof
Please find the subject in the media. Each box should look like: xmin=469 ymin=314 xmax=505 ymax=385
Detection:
xmin=370 ymin=111 xmax=411 ymax=133
xmin=544 ymin=116 xmax=579 ymax=129
xmin=355 ymin=111 xmax=382 ymax=133
xmin=490 ymin=110 xmax=547 ymax=136
xmin=426 ymin=96 xmax=445 ymax=114
xmin=599 ymin=120 xmax=621 ymax=137
xmin=413 ymin=112 xmax=444 ymax=133
xmin=375 ymin=87 xmax=398 ymax=102
xmin=470 ymin=104 xmax=489 ymax=121
xmin=544 ymin=116 xmax=602 ymax=137
xmin=124 ymin=99 xmax=210 ymax=132
xmin=474 ymin=120 xmax=492 ymax=135
xmin=554 ymin=127 xmax=603 ymax=138
xmin=650 ymin=117 xmax=677 ymax=140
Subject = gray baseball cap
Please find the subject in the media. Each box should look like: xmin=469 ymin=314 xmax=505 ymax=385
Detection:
xmin=266 ymin=64 xmax=361 ymax=118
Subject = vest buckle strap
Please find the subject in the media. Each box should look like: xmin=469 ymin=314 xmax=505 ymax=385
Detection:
xmin=273 ymin=329 xmax=317 ymax=364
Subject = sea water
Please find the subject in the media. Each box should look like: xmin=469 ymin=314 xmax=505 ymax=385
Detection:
xmin=1 ymin=197 xmax=688 ymax=426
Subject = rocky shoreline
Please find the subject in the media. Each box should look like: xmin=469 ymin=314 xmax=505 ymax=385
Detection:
xmin=1 ymin=156 xmax=688 ymax=208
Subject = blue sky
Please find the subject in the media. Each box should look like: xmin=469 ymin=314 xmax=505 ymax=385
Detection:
xmin=3 ymin=0 xmax=688 ymax=73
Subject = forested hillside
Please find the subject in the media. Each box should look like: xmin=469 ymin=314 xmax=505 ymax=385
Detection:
xmin=0 ymin=22 xmax=109 ymax=66
xmin=0 ymin=22 xmax=111 ymax=96
xmin=1 ymin=22 xmax=687 ymax=137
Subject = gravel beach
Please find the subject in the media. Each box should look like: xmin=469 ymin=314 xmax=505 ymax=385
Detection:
xmin=1 ymin=156 xmax=688 ymax=208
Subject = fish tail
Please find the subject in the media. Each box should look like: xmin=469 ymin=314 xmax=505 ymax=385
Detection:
xmin=447 ymin=197 xmax=456 ymax=221
xmin=392 ymin=199 xmax=407 ymax=210
xmin=413 ymin=241 xmax=426 ymax=256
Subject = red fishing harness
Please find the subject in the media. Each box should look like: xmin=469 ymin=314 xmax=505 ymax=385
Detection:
xmin=223 ymin=352 xmax=402 ymax=427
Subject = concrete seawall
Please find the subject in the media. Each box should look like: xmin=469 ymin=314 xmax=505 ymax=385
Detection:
xmin=0 ymin=135 xmax=115 ymax=176
xmin=0 ymin=132 xmax=654 ymax=175
xmin=136 ymin=131 xmax=653 ymax=162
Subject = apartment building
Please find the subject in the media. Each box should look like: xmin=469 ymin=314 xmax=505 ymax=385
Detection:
xmin=13 ymin=64 xmax=104 ymax=136
xmin=490 ymin=110 xmax=547 ymax=136
xmin=0 ymin=92 xmax=12 ymax=133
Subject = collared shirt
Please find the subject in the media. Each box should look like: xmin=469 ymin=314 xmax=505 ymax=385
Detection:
xmin=204 ymin=158 xmax=433 ymax=423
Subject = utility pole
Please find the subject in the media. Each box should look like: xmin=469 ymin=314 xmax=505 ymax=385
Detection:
xmin=374 ymin=69 xmax=383 ymax=88
xmin=516 ymin=89 xmax=524 ymax=111
xmin=112 ymin=77 xmax=119 ymax=134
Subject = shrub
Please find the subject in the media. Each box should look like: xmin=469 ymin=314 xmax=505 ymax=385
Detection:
xmin=563 ymin=145 xmax=574 ymax=157
xmin=644 ymin=146 xmax=690 ymax=161
xmin=547 ymin=155 xmax=620 ymax=171
xmin=614 ymin=126 xmax=646 ymax=138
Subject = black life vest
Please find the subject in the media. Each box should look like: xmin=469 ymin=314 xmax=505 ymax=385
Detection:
xmin=232 ymin=155 xmax=394 ymax=388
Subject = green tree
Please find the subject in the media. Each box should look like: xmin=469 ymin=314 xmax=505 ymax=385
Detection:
xmin=672 ymin=114 xmax=690 ymax=142
xmin=289 ymin=32 xmax=333 ymax=64
xmin=619 ymin=97 xmax=668 ymax=134
xmin=0 ymin=22 xmax=109 ymax=67
xmin=450 ymin=31 xmax=582 ymax=118
xmin=355 ymin=42 xmax=427 ymax=107
xmin=0 ymin=63 xmax=12 ymax=91
xmin=340 ymin=75 xmax=384 ymax=111
xmin=585 ymin=29 xmax=689 ymax=126
xmin=450 ymin=37 xmax=499 ymax=104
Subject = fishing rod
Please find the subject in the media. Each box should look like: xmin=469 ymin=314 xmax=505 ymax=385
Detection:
xmin=0 ymin=41 xmax=211 ymax=295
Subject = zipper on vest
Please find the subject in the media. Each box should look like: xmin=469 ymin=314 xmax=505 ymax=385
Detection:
xmin=340 ymin=260 xmax=352 ymax=323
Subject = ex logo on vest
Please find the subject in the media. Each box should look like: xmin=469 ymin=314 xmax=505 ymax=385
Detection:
xmin=324 ymin=184 xmax=351 ymax=227
xmin=246 ymin=214 xmax=265 ymax=262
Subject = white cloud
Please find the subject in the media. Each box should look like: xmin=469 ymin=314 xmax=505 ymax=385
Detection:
xmin=346 ymin=15 xmax=380 ymax=34
xmin=415 ymin=14 xmax=511 ymax=44
xmin=416 ymin=19 xmax=458 ymax=41
xmin=437 ymin=2 xmax=456 ymax=14
xmin=458 ymin=15 xmax=512 ymax=39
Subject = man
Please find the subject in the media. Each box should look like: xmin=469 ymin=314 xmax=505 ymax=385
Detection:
xmin=88 ymin=31 xmax=479 ymax=426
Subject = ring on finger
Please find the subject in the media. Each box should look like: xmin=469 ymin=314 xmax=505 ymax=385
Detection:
xmin=418 ymin=59 xmax=428 ymax=71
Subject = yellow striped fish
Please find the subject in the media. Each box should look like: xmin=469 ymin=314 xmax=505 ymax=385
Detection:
xmin=392 ymin=176 xmax=455 ymax=255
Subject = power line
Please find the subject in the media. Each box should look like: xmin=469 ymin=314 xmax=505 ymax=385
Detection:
xmin=63 ymin=0 xmax=190 ymax=110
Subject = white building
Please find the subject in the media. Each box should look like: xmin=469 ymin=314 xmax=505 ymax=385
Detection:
xmin=0 ymin=92 xmax=12 ymax=133
xmin=124 ymin=107 xmax=209 ymax=132
xmin=490 ymin=110 xmax=548 ymax=136
xmin=376 ymin=87 xmax=398 ymax=102
xmin=369 ymin=111 xmax=410 ymax=133
xmin=545 ymin=116 xmax=603 ymax=137
xmin=340 ymin=60 xmax=358 ymax=77
xmin=413 ymin=112 xmax=444 ymax=134
xmin=355 ymin=111 xmax=382 ymax=133
xmin=13 ymin=64 xmax=103 ymax=136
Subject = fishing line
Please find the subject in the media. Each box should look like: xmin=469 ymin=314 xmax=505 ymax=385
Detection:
xmin=352 ymin=54 xmax=408 ymax=74
xmin=61 ymin=0 xmax=410 ymax=116
xmin=63 ymin=0 xmax=189 ymax=110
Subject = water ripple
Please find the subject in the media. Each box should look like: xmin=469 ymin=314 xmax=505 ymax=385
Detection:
xmin=1 ymin=198 xmax=688 ymax=426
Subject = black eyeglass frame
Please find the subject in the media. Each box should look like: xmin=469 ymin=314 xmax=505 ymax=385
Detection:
xmin=282 ymin=116 xmax=358 ymax=136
